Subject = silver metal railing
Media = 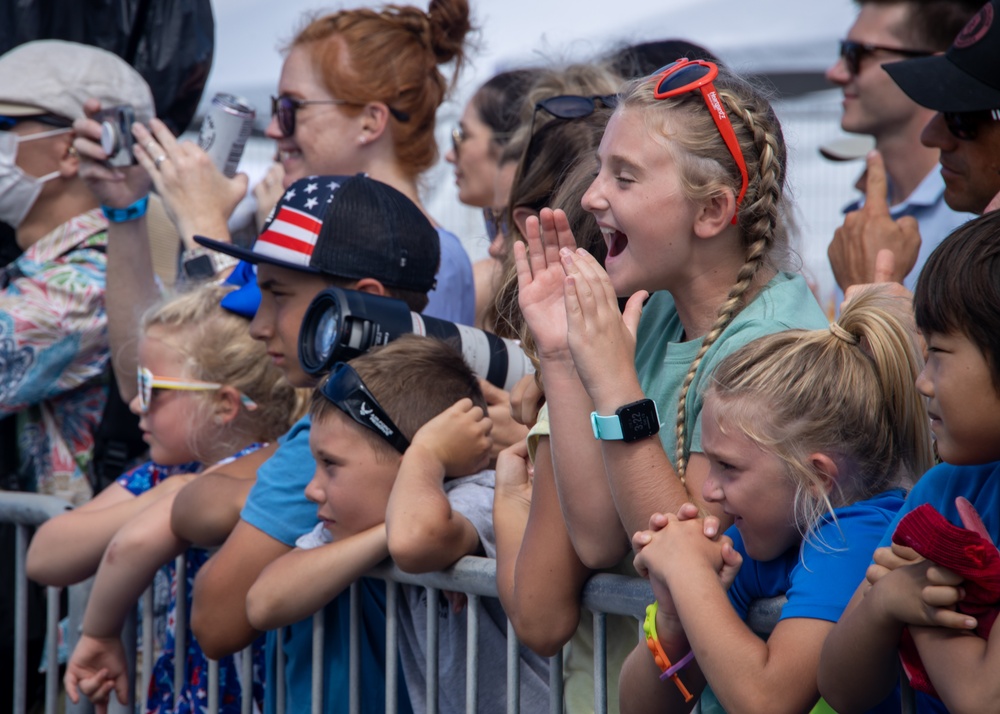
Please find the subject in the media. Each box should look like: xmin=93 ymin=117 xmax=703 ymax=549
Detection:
xmin=4 ymin=492 xmax=74 ymax=714
xmin=4 ymin=490 xmax=909 ymax=714
xmin=3 ymin=490 xmax=651 ymax=714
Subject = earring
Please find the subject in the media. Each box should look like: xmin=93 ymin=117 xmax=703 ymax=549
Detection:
xmin=67 ymin=146 xmax=79 ymax=158
xmin=359 ymin=136 xmax=367 ymax=145
xmin=213 ymin=415 xmax=224 ymax=426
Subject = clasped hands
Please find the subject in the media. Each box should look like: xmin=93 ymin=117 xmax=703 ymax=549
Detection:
xmin=864 ymin=542 xmax=975 ymax=631
xmin=632 ymin=503 xmax=743 ymax=621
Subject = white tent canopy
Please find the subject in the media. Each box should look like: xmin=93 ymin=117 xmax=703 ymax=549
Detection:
xmin=206 ymin=0 xmax=856 ymax=111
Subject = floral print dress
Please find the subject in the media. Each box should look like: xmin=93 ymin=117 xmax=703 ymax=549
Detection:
xmin=116 ymin=446 xmax=267 ymax=713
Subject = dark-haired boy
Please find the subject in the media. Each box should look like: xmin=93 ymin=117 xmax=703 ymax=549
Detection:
xmin=176 ymin=174 xmax=441 ymax=714
xmin=247 ymin=335 xmax=549 ymax=713
xmin=819 ymin=210 xmax=1000 ymax=713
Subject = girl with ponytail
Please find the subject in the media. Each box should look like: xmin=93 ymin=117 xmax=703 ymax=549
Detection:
xmin=621 ymin=288 xmax=929 ymax=713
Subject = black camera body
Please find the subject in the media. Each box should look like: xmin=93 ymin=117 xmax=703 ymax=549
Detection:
xmin=299 ymin=288 xmax=534 ymax=391
xmin=97 ymin=105 xmax=137 ymax=167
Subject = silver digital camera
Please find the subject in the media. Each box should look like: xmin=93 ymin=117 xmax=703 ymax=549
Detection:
xmin=97 ymin=105 xmax=137 ymax=167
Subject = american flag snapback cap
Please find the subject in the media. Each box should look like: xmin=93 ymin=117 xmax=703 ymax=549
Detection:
xmin=195 ymin=174 xmax=440 ymax=292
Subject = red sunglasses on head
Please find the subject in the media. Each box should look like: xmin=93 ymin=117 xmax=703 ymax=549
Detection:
xmin=652 ymin=59 xmax=749 ymax=223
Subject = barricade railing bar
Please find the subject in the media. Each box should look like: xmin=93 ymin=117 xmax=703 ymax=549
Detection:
xmin=3 ymin=490 xmax=912 ymax=714
xmin=5 ymin=492 xmax=73 ymax=714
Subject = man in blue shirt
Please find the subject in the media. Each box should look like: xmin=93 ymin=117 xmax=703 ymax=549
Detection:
xmin=825 ymin=0 xmax=980 ymax=293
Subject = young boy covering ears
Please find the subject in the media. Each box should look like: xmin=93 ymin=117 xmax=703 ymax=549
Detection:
xmin=246 ymin=335 xmax=549 ymax=714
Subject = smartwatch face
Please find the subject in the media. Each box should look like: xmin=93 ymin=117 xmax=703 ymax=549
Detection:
xmin=183 ymin=254 xmax=216 ymax=281
xmin=619 ymin=400 xmax=659 ymax=443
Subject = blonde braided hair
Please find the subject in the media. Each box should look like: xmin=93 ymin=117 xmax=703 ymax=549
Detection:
xmin=618 ymin=68 xmax=790 ymax=482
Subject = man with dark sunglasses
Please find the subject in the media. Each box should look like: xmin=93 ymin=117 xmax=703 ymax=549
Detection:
xmin=886 ymin=0 xmax=1000 ymax=216
xmin=825 ymin=0 xmax=981 ymax=294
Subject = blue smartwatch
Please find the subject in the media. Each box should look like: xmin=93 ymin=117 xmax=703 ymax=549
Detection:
xmin=591 ymin=399 xmax=660 ymax=443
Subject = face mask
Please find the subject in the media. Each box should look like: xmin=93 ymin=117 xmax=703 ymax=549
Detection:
xmin=0 ymin=127 xmax=72 ymax=228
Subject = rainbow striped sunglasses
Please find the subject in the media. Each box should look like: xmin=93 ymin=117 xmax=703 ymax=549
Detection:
xmin=136 ymin=367 xmax=258 ymax=414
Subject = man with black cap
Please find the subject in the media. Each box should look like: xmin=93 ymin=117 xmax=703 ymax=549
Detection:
xmin=0 ymin=40 xmax=154 ymax=502
xmin=825 ymin=0 xmax=980 ymax=294
xmin=886 ymin=0 xmax=1000 ymax=216
xmin=830 ymin=0 xmax=1000 ymax=291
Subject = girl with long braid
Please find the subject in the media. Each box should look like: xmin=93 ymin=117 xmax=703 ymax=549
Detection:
xmin=514 ymin=60 xmax=829 ymax=570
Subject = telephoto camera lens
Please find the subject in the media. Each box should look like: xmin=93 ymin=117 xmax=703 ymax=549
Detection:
xmin=299 ymin=287 xmax=534 ymax=391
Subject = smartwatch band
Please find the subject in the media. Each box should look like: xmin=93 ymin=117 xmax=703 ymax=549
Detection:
xmin=591 ymin=398 xmax=661 ymax=442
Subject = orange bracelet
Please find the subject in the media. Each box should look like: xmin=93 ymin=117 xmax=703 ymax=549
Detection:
xmin=643 ymin=602 xmax=694 ymax=702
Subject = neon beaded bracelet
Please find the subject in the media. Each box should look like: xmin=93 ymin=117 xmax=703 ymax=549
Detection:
xmin=643 ymin=602 xmax=694 ymax=702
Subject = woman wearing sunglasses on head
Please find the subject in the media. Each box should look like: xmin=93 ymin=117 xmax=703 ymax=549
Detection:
xmin=487 ymin=63 xmax=622 ymax=333
xmin=490 ymin=62 xmax=650 ymax=714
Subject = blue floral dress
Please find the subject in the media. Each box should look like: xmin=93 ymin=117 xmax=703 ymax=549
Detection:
xmin=116 ymin=446 xmax=267 ymax=713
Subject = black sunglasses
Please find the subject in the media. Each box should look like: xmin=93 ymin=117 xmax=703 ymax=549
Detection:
xmin=838 ymin=39 xmax=932 ymax=76
xmin=320 ymin=362 xmax=410 ymax=453
xmin=271 ymin=94 xmax=410 ymax=138
xmin=523 ymin=94 xmax=618 ymax=162
xmin=0 ymin=114 xmax=74 ymax=132
xmin=533 ymin=94 xmax=618 ymax=124
xmin=942 ymin=109 xmax=1000 ymax=141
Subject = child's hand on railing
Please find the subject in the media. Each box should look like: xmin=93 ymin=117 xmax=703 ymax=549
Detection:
xmin=64 ymin=632 xmax=129 ymax=713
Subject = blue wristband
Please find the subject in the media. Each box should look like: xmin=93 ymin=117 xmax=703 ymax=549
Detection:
xmin=101 ymin=196 xmax=149 ymax=223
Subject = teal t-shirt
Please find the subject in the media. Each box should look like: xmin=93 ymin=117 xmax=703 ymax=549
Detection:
xmin=634 ymin=272 xmax=828 ymax=466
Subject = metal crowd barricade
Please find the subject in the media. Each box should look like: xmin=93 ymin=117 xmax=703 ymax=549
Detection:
xmin=0 ymin=492 xmax=255 ymax=714
xmin=366 ymin=558 xmax=652 ymax=714
xmin=3 ymin=490 xmax=915 ymax=714
xmin=4 ymin=491 xmax=74 ymax=714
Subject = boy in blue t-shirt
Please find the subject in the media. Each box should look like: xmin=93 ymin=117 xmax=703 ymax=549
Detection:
xmin=819 ymin=211 xmax=1000 ymax=713
xmin=174 ymin=174 xmax=441 ymax=714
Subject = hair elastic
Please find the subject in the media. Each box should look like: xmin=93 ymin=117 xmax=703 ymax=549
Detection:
xmin=829 ymin=322 xmax=859 ymax=345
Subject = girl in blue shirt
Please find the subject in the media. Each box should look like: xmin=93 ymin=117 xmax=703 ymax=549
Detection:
xmin=621 ymin=288 xmax=933 ymax=714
